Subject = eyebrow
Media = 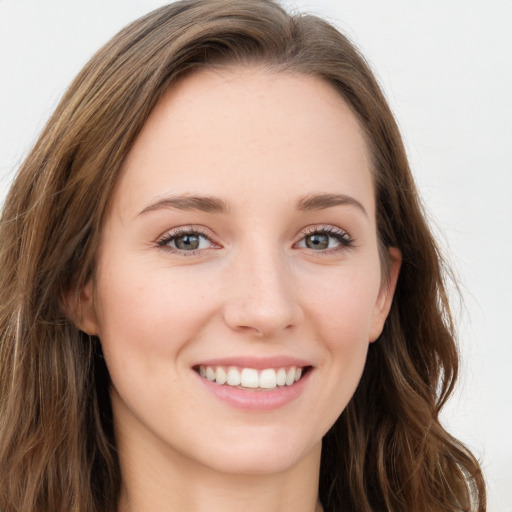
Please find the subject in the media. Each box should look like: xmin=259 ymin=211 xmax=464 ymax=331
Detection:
xmin=138 ymin=192 xmax=367 ymax=217
xmin=296 ymin=193 xmax=368 ymax=217
xmin=138 ymin=195 xmax=230 ymax=216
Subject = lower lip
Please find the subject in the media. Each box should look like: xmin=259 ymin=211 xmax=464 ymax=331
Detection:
xmin=195 ymin=369 xmax=311 ymax=411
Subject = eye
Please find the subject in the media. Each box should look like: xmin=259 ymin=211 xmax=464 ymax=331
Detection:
xmin=157 ymin=228 xmax=216 ymax=254
xmin=295 ymin=226 xmax=353 ymax=252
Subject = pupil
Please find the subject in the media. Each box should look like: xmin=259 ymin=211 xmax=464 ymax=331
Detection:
xmin=176 ymin=234 xmax=199 ymax=250
xmin=306 ymin=234 xmax=328 ymax=250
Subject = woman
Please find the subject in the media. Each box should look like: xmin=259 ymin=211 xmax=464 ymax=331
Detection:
xmin=0 ymin=1 xmax=486 ymax=511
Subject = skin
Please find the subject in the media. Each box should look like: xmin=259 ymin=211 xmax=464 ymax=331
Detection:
xmin=75 ymin=68 xmax=401 ymax=512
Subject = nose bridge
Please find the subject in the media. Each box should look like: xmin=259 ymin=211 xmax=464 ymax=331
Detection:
xmin=223 ymin=241 xmax=302 ymax=336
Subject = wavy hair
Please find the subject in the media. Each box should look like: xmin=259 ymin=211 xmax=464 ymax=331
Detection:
xmin=0 ymin=1 xmax=485 ymax=510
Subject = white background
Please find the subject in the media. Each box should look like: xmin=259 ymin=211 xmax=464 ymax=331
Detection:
xmin=0 ymin=1 xmax=510 ymax=510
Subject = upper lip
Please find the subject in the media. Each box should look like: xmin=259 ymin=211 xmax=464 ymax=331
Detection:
xmin=193 ymin=356 xmax=313 ymax=370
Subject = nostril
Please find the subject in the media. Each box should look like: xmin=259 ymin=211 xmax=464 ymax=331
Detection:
xmin=221 ymin=268 xmax=304 ymax=337
xmin=222 ymin=304 xmax=302 ymax=338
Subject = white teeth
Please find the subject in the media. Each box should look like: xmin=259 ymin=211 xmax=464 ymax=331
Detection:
xmin=215 ymin=366 xmax=227 ymax=385
xmin=259 ymin=368 xmax=277 ymax=389
xmin=285 ymin=367 xmax=296 ymax=386
xmin=198 ymin=364 xmax=306 ymax=389
xmin=240 ymin=368 xmax=259 ymax=388
xmin=276 ymin=368 xmax=287 ymax=386
xmin=227 ymin=366 xmax=241 ymax=386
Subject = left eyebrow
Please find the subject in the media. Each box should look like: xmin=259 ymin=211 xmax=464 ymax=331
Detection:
xmin=296 ymin=193 xmax=368 ymax=217
xmin=137 ymin=195 xmax=230 ymax=216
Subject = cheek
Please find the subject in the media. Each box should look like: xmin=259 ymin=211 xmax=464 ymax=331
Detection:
xmin=92 ymin=260 xmax=219 ymax=430
xmin=302 ymin=263 xmax=381 ymax=345
xmin=93 ymin=256 xmax=217 ymax=372
xmin=299 ymin=263 xmax=381 ymax=422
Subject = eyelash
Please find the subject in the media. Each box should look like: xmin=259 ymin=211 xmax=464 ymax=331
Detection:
xmin=157 ymin=227 xmax=216 ymax=256
xmin=156 ymin=225 xmax=354 ymax=256
xmin=296 ymin=226 xmax=354 ymax=254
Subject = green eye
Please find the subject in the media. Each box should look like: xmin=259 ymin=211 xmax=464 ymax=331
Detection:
xmin=296 ymin=228 xmax=353 ymax=252
xmin=158 ymin=230 xmax=213 ymax=253
xmin=305 ymin=233 xmax=329 ymax=250
xmin=174 ymin=234 xmax=202 ymax=250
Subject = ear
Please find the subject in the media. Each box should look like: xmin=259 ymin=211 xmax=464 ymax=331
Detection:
xmin=369 ymin=246 xmax=401 ymax=342
xmin=61 ymin=279 xmax=100 ymax=336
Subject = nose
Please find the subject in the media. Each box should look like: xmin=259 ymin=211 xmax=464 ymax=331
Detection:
xmin=222 ymin=247 xmax=304 ymax=338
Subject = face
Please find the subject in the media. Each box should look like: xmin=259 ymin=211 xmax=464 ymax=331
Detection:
xmin=78 ymin=68 xmax=400 ymax=477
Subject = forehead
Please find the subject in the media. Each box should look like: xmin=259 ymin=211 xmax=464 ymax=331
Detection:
xmin=111 ymin=67 xmax=374 ymax=218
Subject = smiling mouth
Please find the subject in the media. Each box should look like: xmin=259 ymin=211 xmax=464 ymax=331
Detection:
xmin=194 ymin=365 xmax=311 ymax=390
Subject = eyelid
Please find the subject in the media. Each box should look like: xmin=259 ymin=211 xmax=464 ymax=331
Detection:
xmin=154 ymin=223 xmax=353 ymax=256
xmin=300 ymin=225 xmax=350 ymax=236
xmin=156 ymin=225 xmax=221 ymax=254
xmin=294 ymin=224 xmax=354 ymax=252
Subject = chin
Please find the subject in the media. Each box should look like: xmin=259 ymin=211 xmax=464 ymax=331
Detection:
xmin=190 ymin=427 xmax=321 ymax=476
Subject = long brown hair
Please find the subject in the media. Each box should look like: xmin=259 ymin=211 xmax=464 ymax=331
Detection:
xmin=0 ymin=1 xmax=486 ymax=510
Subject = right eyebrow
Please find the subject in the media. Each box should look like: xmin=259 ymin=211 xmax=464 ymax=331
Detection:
xmin=137 ymin=195 xmax=230 ymax=216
